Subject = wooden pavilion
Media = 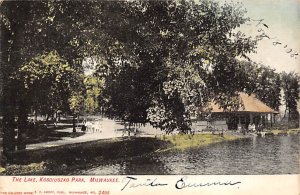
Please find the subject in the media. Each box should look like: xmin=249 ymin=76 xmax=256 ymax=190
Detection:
xmin=192 ymin=92 xmax=279 ymax=131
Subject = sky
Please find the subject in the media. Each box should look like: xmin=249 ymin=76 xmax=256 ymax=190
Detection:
xmin=221 ymin=0 xmax=300 ymax=74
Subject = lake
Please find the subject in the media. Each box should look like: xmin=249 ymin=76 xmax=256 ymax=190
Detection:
xmin=74 ymin=135 xmax=299 ymax=175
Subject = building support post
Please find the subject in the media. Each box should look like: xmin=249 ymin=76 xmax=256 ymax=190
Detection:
xmin=238 ymin=115 xmax=242 ymax=132
xmin=270 ymin=113 xmax=273 ymax=127
xmin=259 ymin=114 xmax=262 ymax=125
xmin=250 ymin=113 xmax=253 ymax=124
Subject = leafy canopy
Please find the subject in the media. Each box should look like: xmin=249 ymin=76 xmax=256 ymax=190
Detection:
xmin=96 ymin=0 xmax=259 ymax=132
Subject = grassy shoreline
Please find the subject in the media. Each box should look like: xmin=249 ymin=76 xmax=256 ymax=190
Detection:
xmin=0 ymin=137 xmax=172 ymax=175
xmin=158 ymin=133 xmax=242 ymax=151
xmin=0 ymin=133 xmax=243 ymax=175
xmin=157 ymin=127 xmax=300 ymax=151
xmin=1 ymin=128 xmax=298 ymax=175
xmin=0 ymin=133 xmax=241 ymax=175
xmin=268 ymin=128 xmax=300 ymax=135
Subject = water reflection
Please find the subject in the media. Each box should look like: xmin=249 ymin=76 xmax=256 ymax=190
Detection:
xmin=77 ymin=135 xmax=299 ymax=175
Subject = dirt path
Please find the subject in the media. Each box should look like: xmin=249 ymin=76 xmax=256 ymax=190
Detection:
xmin=26 ymin=118 xmax=164 ymax=150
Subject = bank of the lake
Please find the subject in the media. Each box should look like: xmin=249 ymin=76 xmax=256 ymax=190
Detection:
xmin=1 ymin=137 xmax=172 ymax=175
xmin=2 ymin=129 xmax=298 ymax=175
xmin=0 ymin=132 xmax=245 ymax=175
xmin=269 ymin=128 xmax=300 ymax=135
xmin=78 ymin=134 xmax=299 ymax=175
xmin=158 ymin=133 xmax=243 ymax=151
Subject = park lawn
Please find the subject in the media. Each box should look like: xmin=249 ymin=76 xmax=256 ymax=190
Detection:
xmin=269 ymin=129 xmax=287 ymax=134
xmin=269 ymin=128 xmax=300 ymax=135
xmin=0 ymin=137 xmax=172 ymax=175
xmin=159 ymin=133 xmax=240 ymax=150
xmin=288 ymin=128 xmax=300 ymax=134
xmin=0 ymin=166 xmax=5 ymax=174
xmin=1 ymin=162 xmax=46 ymax=175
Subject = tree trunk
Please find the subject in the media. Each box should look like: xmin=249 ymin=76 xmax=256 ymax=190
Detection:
xmin=34 ymin=111 xmax=38 ymax=122
xmin=1 ymin=37 xmax=16 ymax=153
xmin=2 ymin=85 xmax=16 ymax=153
xmin=1 ymin=16 xmax=16 ymax=154
xmin=1 ymin=1 xmax=31 ymax=154
xmin=287 ymin=108 xmax=290 ymax=130
xmin=72 ymin=114 xmax=76 ymax=133
xmin=17 ymin=97 xmax=29 ymax=150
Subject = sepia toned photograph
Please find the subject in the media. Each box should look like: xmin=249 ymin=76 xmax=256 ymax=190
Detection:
xmin=0 ymin=0 xmax=299 ymax=176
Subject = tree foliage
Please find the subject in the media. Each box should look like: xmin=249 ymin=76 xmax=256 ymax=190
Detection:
xmin=1 ymin=0 xmax=299 ymax=151
xmin=281 ymin=72 xmax=300 ymax=122
xmin=84 ymin=76 xmax=103 ymax=114
xmin=254 ymin=66 xmax=282 ymax=111
xmin=13 ymin=51 xmax=84 ymax=117
xmin=1 ymin=1 xmax=102 ymax=151
xmin=97 ymin=0 xmax=258 ymax=132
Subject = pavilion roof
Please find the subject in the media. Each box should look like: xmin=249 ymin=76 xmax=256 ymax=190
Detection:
xmin=209 ymin=92 xmax=277 ymax=113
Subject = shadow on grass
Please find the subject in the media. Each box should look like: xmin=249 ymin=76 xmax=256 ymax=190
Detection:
xmin=4 ymin=137 xmax=172 ymax=175
xmin=26 ymin=130 xmax=86 ymax=144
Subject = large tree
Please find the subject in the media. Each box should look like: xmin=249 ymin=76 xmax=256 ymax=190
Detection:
xmin=281 ymin=72 xmax=300 ymax=125
xmin=0 ymin=1 xmax=97 ymax=151
xmin=0 ymin=0 xmax=265 ymax=151
xmin=97 ymin=0 xmax=259 ymax=133
xmin=254 ymin=66 xmax=281 ymax=111
xmin=1 ymin=1 xmax=41 ymax=152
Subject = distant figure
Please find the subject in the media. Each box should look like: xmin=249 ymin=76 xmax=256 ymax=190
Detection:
xmin=28 ymin=119 xmax=36 ymax=137
xmin=28 ymin=119 xmax=35 ymax=129
xmin=85 ymin=120 xmax=93 ymax=132
xmin=237 ymin=124 xmax=242 ymax=132
xmin=220 ymin=129 xmax=224 ymax=137
xmin=81 ymin=119 xmax=87 ymax=132
xmin=190 ymin=128 xmax=195 ymax=135
xmin=249 ymin=123 xmax=256 ymax=132
xmin=54 ymin=117 xmax=58 ymax=127
xmin=133 ymin=123 xmax=138 ymax=135
xmin=257 ymin=124 xmax=263 ymax=132
xmin=94 ymin=120 xmax=102 ymax=133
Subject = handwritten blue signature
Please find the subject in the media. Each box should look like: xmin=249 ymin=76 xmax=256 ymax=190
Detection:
xmin=121 ymin=176 xmax=241 ymax=191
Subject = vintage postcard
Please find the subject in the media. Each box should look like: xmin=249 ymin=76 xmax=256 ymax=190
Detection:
xmin=0 ymin=0 xmax=299 ymax=194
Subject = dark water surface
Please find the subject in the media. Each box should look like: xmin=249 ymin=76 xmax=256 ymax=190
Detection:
xmin=75 ymin=135 xmax=299 ymax=175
